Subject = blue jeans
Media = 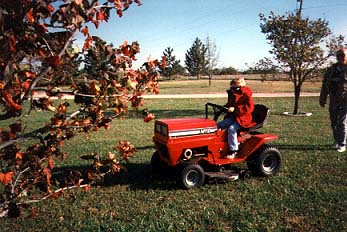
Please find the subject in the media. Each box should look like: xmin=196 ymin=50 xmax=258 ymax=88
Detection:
xmin=217 ymin=118 xmax=241 ymax=151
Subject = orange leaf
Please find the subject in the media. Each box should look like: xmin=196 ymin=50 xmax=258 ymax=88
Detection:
xmin=144 ymin=113 xmax=155 ymax=122
xmin=84 ymin=185 xmax=90 ymax=192
xmin=16 ymin=152 xmax=23 ymax=160
xmin=43 ymin=167 xmax=51 ymax=187
xmin=1 ymin=91 xmax=22 ymax=112
xmin=48 ymin=157 xmax=54 ymax=170
xmin=26 ymin=8 xmax=35 ymax=23
xmin=24 ymin=71 xmax=36 ymax=78
xmin=0 ymin=172 xmax=14 ymax=185
xmin=113 ymin=0 xmax=122 ymax=9
xmin=47 ymin=4 xmax=55 ymax=12
xmin=22 ymin=80 xmax=31 ymax=93
xmin=74 ymin=0 xmax=83 ymax=5
xmin=0 ymin=81 xmax=5 ymax=90
xmin=161 ymin=56 xmax=167 ymax=69
xmin=81 ymin=26 xmax=89 ymax=36
xmin=83 ymin=36 xmax=93 ymax=50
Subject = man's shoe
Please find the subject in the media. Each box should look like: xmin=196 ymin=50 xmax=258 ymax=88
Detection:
xmin=225 ymin=151 xmax=237 ymax=159
xmin=337 ymin=146 xmax=346 ymax=153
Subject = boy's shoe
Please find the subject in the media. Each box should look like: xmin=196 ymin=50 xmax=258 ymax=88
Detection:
xmin=337 ymin=146 xmax=346 ymax=153
xmin=225 ymin=151 xmax=237 ymax=159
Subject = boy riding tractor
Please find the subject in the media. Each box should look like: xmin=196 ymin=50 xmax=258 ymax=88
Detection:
xmin=151 ymin=79 xmax=282 ymax=189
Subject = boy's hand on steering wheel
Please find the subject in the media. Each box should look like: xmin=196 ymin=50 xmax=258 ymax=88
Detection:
xmin=228 ymin=107 xmax=235 ymax=113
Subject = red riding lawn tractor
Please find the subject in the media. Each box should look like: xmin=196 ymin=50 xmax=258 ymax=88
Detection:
xmin=151 ymin=102 xmax=282 ymax=189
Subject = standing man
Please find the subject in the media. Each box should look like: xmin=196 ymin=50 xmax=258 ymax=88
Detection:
xmin=319 ymin=48 xmax=347 ymax=153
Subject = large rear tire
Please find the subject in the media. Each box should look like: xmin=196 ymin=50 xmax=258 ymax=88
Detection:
xmin=247 ymin=145 xmax=281 ymax=177
xmin=177 ymin=164 xmax=205 ymax=189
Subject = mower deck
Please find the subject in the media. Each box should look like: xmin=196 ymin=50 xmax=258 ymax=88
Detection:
xmin=205 ymin=171 xmax=239 ymax=181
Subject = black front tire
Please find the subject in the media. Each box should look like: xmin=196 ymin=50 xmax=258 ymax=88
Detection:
xmin=247 ymin=145 xmax=281 ymax=177
xmin=177 ymin=164 xmax=205 ymax=189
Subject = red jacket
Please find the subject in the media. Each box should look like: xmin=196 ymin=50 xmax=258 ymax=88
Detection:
xmin=225 ymin=86 xmax=256 ymax=128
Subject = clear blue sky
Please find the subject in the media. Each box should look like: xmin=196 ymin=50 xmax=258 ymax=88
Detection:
xmin=81 ymin=0 xmax=347 ymax=70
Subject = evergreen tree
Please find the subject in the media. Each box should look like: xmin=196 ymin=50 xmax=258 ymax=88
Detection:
xmin=185 ymin=38 xmax=208 ymax=79
xmin=159 ymin=47 xmax=182 ymax=79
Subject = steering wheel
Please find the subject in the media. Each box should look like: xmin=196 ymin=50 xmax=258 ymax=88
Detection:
xmin=205 ymin=103 xmax=229 ymax=121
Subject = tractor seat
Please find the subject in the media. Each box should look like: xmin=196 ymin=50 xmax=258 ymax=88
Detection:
xmin=240 ymin=104 xmax=270 ymax=132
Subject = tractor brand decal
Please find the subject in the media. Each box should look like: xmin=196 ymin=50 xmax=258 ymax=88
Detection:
xmin=169 ymin=127 xmax=217 ymax=137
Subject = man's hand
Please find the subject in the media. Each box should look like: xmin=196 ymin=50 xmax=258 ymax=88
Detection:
xmin=319 ymin=101 xmax=325 ymax=108
xmin=228 ymin=107 xmax=235 ymax=113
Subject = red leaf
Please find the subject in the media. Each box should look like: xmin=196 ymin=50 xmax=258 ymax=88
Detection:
xmin=92 ymin=19 xmax=100 ymax=29
xmin=45 ymin=56 xmax=62 ymax=68
xmin=10 ymin=121 xmax=22 ymax=134
xmin=96 ymin=9 xmax=105 ymax=21
xmin=9 ymin=35 xmax=16 ymax=52
xmin=22 ymin=80 xmax=31 ymax=93
xmin=37 ymin=49 xmax=46 ymax=57
xmin=116 ymin=9 xmax=123 ymax=17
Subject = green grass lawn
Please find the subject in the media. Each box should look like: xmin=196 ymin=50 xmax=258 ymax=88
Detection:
xmin=1 ymin=95 xmax=346 ymax=231
xmin=155 ymin=79 xmax=322 ymax=94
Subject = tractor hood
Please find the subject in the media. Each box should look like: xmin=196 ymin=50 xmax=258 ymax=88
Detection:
xmin=156 ymin=118 xmax=218 ymax=138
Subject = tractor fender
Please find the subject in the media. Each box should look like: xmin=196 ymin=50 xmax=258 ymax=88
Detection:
xmin=239 ymin=133 xmax=278 ymax=158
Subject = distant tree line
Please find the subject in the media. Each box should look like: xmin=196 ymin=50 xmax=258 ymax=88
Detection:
xmin=158 ymin=37 xmax=284 ymax=81
xmin=159 ymin=37 xmax=240 ymax=81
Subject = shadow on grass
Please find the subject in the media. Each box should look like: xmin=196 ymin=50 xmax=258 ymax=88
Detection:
xmin=52 ymin=143 xmax=334 ymax=192
xmin=52 ymin=162 xmax=179 ymax=191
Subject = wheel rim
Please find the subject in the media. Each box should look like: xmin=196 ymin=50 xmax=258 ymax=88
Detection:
xmin=262 ymin=153 xmax=278 ymax=173
xmin=185 ymin=170 xmax=200 ymax=186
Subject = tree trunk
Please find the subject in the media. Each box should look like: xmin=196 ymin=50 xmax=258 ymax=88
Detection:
xmin=293 ymin=84 xmax=301 ymax=115
xmin=208 ymin=73 xmax=212 ymax=87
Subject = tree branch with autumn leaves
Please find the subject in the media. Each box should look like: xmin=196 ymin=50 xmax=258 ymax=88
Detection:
xmin=0 ymin=0 xmax=166 ymax=217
